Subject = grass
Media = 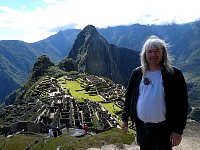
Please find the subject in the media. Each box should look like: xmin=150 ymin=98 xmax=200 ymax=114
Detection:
xmin=63 ymin=127 xmax=134 ymax=150
xmin=1 ymin=134 xmax=42 ymax=150
xmin=0 ymin=128 xmax=135 ymax=150
xmin=58 ymin=77 xmax=103 ymax=102
xmin=32 ymin=134 xmax=77 ymax=150
xmin=100 ymin=103 xmax=121 ymax=116
xmin=0 ymin=136 xmax=6 ymax=149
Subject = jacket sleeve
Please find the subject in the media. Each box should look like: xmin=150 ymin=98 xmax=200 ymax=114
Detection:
xmin=121 ymin=70 xmax=136 ymax=122
xmin=167 ymin=68 xmax=189 ymax=135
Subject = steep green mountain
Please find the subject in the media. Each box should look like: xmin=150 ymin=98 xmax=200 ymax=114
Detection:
xmin=25 ymin=55 xmax=55 ymax=87
xmin=5 ymin=55 xmax=66 ymax=105
xmin=0 ymin=40 xmax=36 ymax=102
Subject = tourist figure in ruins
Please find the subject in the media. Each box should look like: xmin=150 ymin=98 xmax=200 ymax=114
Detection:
xmin=78 ymin=123 xmax=83 ymax=129
xmin=83 ymin=123 xmax=88 ymax=134
xmin=121 ymin=35 xmax=188 ymax=150
xmin=66 ymin=121 xmax=70 ymax=132
xmin=48 ymin=128 xmax=54 ymax=137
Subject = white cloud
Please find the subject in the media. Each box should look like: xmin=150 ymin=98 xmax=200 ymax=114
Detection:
xmin=0 ymin=0 xmax=199 ymax=42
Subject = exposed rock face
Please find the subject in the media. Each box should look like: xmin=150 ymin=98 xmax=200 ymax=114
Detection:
xmin=68 ymin=25 xmax=140 ymax=85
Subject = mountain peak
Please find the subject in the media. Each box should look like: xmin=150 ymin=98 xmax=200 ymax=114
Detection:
xmin=68 ymin=24 xmax=103 ymax=61
xmin=77 ymin=24 xmax=100 ymax=40
xmin=82 ymin=24 xmax=98 ymax=35
xmin=27 ymin=55 xmax=55 ymax=87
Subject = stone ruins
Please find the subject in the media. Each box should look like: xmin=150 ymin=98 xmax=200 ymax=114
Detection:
xmin=0 ymin=74 xmax=126 ymax=137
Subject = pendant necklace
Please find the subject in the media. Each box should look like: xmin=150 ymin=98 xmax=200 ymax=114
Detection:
xmin=143 ymin=77 xmax=151 ymax=85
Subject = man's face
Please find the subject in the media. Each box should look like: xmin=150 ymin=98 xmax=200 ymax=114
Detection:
xmin=145 ymin=48 xmax=163 ymax=67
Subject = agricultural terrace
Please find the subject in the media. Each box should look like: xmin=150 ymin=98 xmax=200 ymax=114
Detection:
xmin=57 ymin=76 xmax=123 ymax=119
xmin=58 ymin=77 xmax=103 ymax=102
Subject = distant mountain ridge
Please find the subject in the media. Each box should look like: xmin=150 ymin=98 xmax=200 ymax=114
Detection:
xmin=31 ymin=29 xmax=80 ymax=59
xmin=1 ymin=21 xmax=200 ymax=106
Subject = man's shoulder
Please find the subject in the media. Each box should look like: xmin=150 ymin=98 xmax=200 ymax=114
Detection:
xmin=170 ymin=66 xmax=183 ymax=74
xmin=133 ymin=66 xmax=142 ymax=72
xmin=171 ymin=65 xmax=180 ymax=71
xmin=131 ymin=66 xmax=142 ymax=78
xmin=162 ymin=66 xmax=184 ymax=78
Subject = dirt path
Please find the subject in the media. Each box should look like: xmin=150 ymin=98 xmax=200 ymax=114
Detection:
xmin=174 ymin=120 xmax=200 ymax=150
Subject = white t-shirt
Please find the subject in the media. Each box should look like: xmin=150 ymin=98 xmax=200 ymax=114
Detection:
xmin=137 ymin=70 xmax=166 ymax=123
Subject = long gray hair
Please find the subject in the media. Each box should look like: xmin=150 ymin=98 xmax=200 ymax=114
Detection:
xmin=140 ymin=35 xmax=174 ymax=74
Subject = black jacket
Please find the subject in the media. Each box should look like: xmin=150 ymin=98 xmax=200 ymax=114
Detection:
xmin=122 ymin=66 xmax=188 ymax=135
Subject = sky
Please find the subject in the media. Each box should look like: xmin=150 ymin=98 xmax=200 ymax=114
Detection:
xmin=0 ymin=0 xmax=199 ymax=43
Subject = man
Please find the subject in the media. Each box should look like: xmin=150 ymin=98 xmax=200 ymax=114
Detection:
xmin=121 ymin=35 xmax=188 ymax=150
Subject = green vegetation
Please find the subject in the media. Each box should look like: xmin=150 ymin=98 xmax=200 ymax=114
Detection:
xmin=0 ymin=136 xmax=6 ymax=149
xmin=0 ymin=128 xmax=134 ymax=150
xmin=58 ymin=58 xmax=78 ymax=72
xmin=1 ymin=134 xmax=41 ymax=150
xmin=0 ymin=118 xmax=4 ymax=125
xmin=100 ymin=103 xmax=121 ymax=116
xmin=24 ymin=76 xmax=48 ymax=98
xmin=58 ymin=77 xmax=103 ymax=102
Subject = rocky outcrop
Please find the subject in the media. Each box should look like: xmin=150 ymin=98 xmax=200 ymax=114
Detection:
xmin=27 ymin=55 xmax=55 ymax=86
xmin=58 ymin=58 xmax=78 ymax=72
